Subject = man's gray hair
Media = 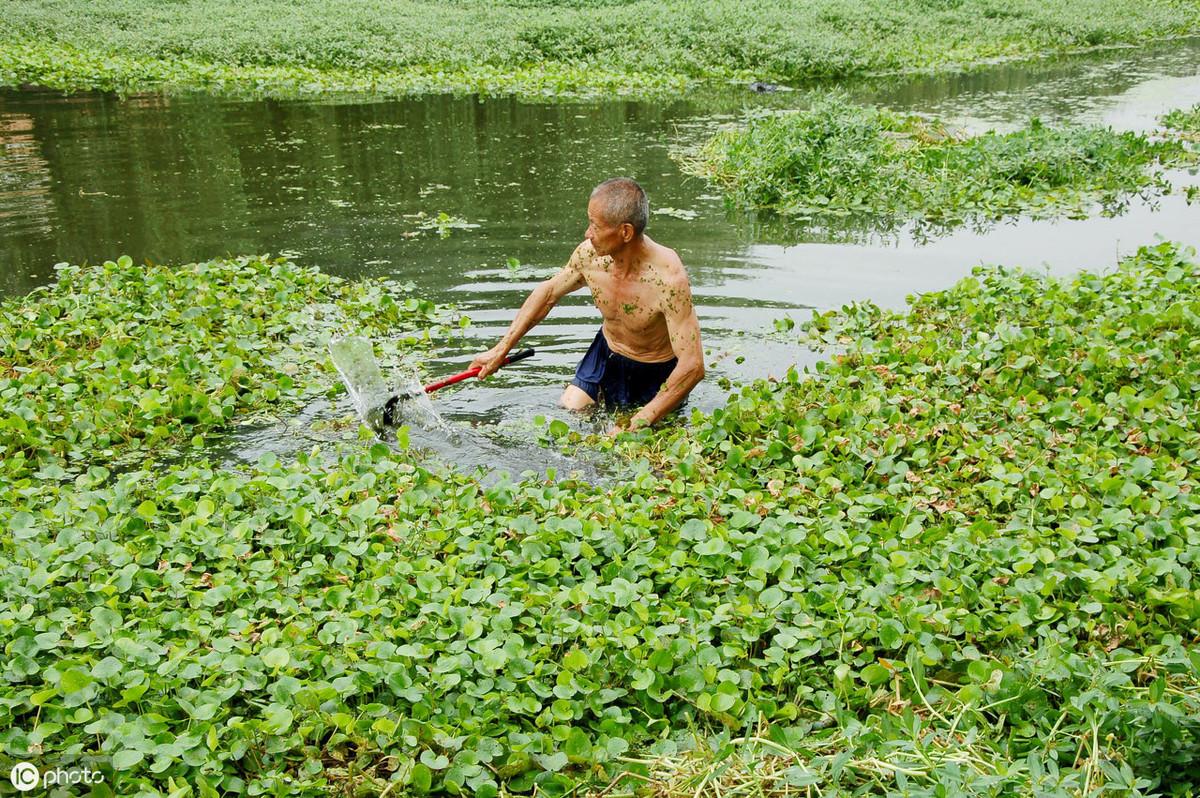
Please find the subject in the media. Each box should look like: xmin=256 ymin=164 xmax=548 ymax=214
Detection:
xmin=591 ymin=177 xmax=649 ymax=236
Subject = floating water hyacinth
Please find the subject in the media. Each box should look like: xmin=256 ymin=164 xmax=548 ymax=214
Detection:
xmin=680 ymin=93 xmax=1199 ymax=234
xmin=1 ymin=243 xmax=1199 ymax=795
xmin=2 ymin=2 xmax=1198 ymax=100
xmin=0 ymin=254 xmax=447 ymax=480
xmin=652 ymin=206 xmax=700 ymax=220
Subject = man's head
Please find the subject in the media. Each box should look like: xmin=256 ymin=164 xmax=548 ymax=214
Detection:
xmin=586 ymin=177 xmax=648 ymax=256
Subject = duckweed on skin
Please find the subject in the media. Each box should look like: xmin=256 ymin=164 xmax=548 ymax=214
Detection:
xmin=1 ymin=242 xmax=1198 ymax=795
xmin=680 ymin=94 xmax=1197 ymax=233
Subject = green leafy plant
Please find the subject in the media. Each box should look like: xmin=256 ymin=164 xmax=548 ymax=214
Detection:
xmin=680 ymin=93 xmax=1197 ymax=233
xmin=2 ymin=0 xmax=1199 ymax=99
xmin=0 ymin=254 xmax=446 ymax=481
xmin=1161 ymin=102 xmax=1200 ymax=143
xmin=412 ymin=211 xmax=479 ymax=238
xmin=2 ymin=242 xmax=1199 ymax=795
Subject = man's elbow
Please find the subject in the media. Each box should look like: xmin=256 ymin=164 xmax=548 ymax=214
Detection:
xmin=528 ymin=281 xmax=556 ymax=316
xmin=542 ymin=277 xmax=571 ymax=306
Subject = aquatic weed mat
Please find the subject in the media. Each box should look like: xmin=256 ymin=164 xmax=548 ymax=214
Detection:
xmin=1162 ymin=102 xmax=1200 ymax=142
xmin=3 ymin=1 xmax=1200 ymax=99
xmin=0 ymin=254 xmax=449 ymax=482
xmin=680 ymin=93 xmax=1200 ymax=236
xmin=1 ymin=243 xmax=1199 ymax=795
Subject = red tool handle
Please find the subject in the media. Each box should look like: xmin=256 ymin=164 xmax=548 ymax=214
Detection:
xmin=423 ymin=348 xmax=535 ymax=393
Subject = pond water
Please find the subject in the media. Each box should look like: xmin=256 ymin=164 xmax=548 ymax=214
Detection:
xmin=1 ymin=37 xmax=1198 ymax=474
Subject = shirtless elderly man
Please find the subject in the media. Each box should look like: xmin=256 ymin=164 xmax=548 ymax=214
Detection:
xmin=470 ymin=177 xmax=704 ymax=432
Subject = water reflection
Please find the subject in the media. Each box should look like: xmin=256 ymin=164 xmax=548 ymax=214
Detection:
xmin=848 ymin=36 xmax=1200 ymax=132
xmin=0 ymin=112 xmax=55 ymax=292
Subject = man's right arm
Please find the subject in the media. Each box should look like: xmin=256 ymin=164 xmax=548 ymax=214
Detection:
xmin=471 ymin=245 xmax=588 ymax=378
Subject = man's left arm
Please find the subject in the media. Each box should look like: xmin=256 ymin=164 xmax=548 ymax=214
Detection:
xmin=628 ymin=272 xmax=705 ymax=429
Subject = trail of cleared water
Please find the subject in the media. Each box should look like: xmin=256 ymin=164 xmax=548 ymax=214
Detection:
xmin=323 ymin=334 xmax=612 ymax=481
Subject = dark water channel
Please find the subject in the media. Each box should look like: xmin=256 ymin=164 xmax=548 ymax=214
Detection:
xmin=2 ymin=37 xmax=1198 ymax=475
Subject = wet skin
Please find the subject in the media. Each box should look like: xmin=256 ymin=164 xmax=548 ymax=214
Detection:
xmin=569 ymin=236 xmax=680 ymax=363
xmin=471 ymin=196 xmax=705 ymax=428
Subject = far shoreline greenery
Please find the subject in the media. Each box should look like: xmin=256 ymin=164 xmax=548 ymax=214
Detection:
xmin=1 ymin=243 xmax=1199 ymax=795
xmin=2 ymin=0 xmax=1200 ymax=98
xmin=679 ymin=94 xmax=1199 ymax=233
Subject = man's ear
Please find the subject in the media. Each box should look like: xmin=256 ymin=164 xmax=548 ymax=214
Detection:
xmin=620 ymin=223 xmax=634 ymax=242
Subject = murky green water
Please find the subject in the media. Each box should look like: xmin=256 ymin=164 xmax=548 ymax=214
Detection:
xmin=2 ymin=37 xmax=1198 ymax=472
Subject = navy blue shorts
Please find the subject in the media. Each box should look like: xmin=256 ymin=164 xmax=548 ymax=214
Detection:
xmin=571 ymin=328 xmax=678 ymax=409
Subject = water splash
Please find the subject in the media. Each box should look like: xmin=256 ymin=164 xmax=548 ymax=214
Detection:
xmin=388 ymin=382 xmax=458 ymax=436
xmin=329 ymin=335 xmax=458 ymax=435
xmin=203 ymin=336 xmax=621 ymax=485
xmin=327 ymin=335 xmax=395 ymax=431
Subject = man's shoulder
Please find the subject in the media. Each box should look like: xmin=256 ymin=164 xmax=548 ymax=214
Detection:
xmin=644 ymin=245 xmax=694 ymax=317
xmin=649 ymin=242 xmax=690 ymax=287
xmin=570 ymin=239 xmax=603 ymax=269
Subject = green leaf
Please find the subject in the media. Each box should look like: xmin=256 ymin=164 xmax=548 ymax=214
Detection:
xmin=967 ymin=660 xmax=997 ymax=683
xmin=562 ymin=648 xmax=588 ymax=671
xmin=861 ymin=664 xmax=891 ymax=685
xmin=113 ymin=749 xmax=145 ymax=770
xmin=535 ymin=752 xmax=568 ymax=772
xmin=30 ymin=688 xmax=57 ymax=706
xmin=410 ymin=763 xmax=433 ymax=792
xmin=565 ymin=728 xmax=591 ymax=759
xmin=195 ymin=498 xmax=215 ymax=519
xmin=759 ymin=586 xmax=785 ymax=607
xmin=59 ymin=669 xmax=93 ymax=694
xmin=695 ymin=537 xmax=727 ymax=556
xmin=9 ymin=512 xmax=40 ymax=540
xmin=263 ymin=704 xmax=294 ymax=734
xmin=262 ymin=647 xmax=290 ymax=669
xmin=372 ymin=717 xmax=398 ymax=735
xmin=878 ymin=619 xmax=905 ymax=648
xmin=630 ymin=668 xmax=654 ymax=690
xmin=420 ymin=750 xmax=450 ymax=770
